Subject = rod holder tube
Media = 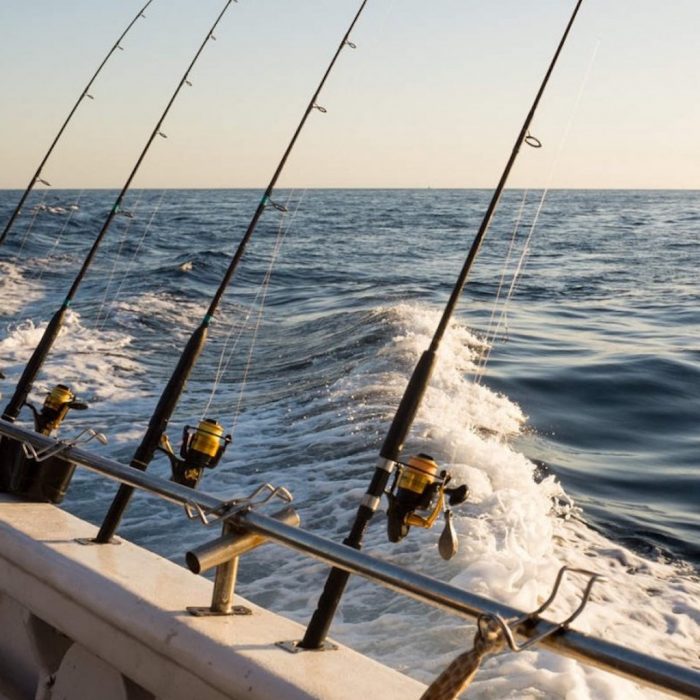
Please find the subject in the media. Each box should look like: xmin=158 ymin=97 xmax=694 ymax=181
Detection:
xmin=209 ymin=521 xmax=239 ymax=614
xmin=186 ymin=506 xmax=300 ymax=574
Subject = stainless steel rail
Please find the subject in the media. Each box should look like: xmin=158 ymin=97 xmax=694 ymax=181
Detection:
xmin=1 ymin=419 xmax=698 ymax=699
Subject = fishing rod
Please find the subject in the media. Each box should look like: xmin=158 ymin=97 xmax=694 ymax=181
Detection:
xmin=2 ymin=419 xmax=700 ymax=700
xmin=94 ymin=0 xmax=371 ymax=544
xmin=0 ymin=0 xmax=236 ymax=433
xmin=301 ymin=0 xmax=586 ymax=650
xmin=0 ymin=0 xmax=155 ymax=247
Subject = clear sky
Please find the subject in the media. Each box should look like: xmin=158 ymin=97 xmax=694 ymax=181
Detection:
xmin=1 ymin=0 xmax=698 ymax=189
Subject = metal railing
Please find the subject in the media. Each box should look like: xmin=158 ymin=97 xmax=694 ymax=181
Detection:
xmin=0 ymin=419 xmax=698 ymax=699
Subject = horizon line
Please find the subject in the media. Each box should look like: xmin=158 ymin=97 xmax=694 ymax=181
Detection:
xmin=1 ymin=186 xmax=699 ymax=192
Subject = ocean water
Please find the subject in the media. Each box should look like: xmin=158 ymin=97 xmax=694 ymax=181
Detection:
xmin=0 ymin=188 xmax=698 ymax=698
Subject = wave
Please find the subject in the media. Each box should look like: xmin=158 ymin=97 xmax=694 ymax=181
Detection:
xmin=0 ymin=308 xmax=142 ymax=411
xmin=2 ymin=187 xmax=698 ymax=698
xmin=184 ymin=300 xmax=699 ymax=698
xmin=0 ymin=261 xmax=45 ymax=316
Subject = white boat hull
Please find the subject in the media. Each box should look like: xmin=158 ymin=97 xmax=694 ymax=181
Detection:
xmin=0 ymin=496 xmax=424 ymax=700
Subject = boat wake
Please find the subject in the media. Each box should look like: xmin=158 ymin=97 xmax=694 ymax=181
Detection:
xmin=0 ymin=260 xmax=45 ymax=316
xmin=0 ymin=308 xmax=142 ymax=413
xmin=215 ymin=301 xmax=700 ymax=699
xmin=1 ymin=257 xmax=697 ymax=699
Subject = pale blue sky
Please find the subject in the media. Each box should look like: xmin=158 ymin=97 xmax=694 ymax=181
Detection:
xmin=1 ymin=1 xmax=698 ymax=189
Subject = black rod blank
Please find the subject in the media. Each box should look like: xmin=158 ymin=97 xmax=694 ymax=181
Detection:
xmin=301 ymin=0 xmax=586 ymax=649
xmin=0 ymin=0 xmax=155 ymax=247
xmin=2 ymin=0 xmax=236 ymax=423
xmin=95 ymin=0 xmax=371 ymax=543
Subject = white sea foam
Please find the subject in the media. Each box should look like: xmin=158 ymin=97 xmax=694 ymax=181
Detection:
xmin=106 ymin=290 xmax=202 ymax=328
xmin=105 ymin=290 xmax=249 ymax=343
xmin=3 ymin=282 xmax=696 ymax=698
xmin=0 ymin=309 xmax=142 ymax=407
xmin=230 ymin=302 xmax=698 ymax=699
xmin=0 ymin=261 xmax=44 ymax=316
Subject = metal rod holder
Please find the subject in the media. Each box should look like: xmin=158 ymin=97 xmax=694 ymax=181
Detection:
xmin=479 ymin=566 xmax=605 ymax=654
xmin=187 ymin=521 xmax=251 ymax=617
xmin=186 ymin=506 xmax=300 ymax=617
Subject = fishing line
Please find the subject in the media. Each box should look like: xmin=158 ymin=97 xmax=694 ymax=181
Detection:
xmin=227 ymin=190 xmax=305 ymax=439
xmin=96 ymin=196 xmax=143 ymax=320
xmin=472 ymin=192 xmax=532 ymax=379
xmin=0 ymin=0 xmax=155 ymax=247
xmin=34 ymin=189 xmax=87 ymax=286
xmin=94 ymin=190 xmax=148 ymax=325
xmin=6 ymin=190 xmax=54 ymax=325
xmin=199 ymin=309 xmax=254 ymax=421
xmin=474 ymin=189 xmax=530 ymax=373
xmin=98 ymin=189 xmax=169 ymax=330
xmin=474 ymin=40 xmax=601 ymax=382
xmin=201 ymin=189 xmax=305 ymax=424
xmin=201 ymin=291 xmax=261 ymax=421
xmin=1 ymin=0 xmax=237 ymax=424
xmin=96 ymin=0 xmax=372 ymax=544
xmin=9 ymin=192 xmax=90 ymax=330
xmin=13 ymin=188 xmax=50 ymax=263
xmin=473 ymin=205 xmax=537 ymax=383
xmin=200 ymin=259 xmax=277 ymax=418
xmin=227 ymin=223 xmax=287 ymax=439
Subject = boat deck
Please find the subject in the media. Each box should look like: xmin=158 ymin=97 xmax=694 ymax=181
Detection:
xmin=0 ymin=495 xmax=425 ymax=700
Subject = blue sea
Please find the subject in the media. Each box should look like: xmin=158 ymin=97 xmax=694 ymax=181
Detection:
xmin=1 ymin=188 xmax=698 ymax=697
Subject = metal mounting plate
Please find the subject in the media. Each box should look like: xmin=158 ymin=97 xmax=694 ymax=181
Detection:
xmin=276 ymin=640 xmax=338 ymax=654
xmin=75 ymin=537 xmax=122 ymax=546
xmin=186 ymin=605 xmax=251 ymax=617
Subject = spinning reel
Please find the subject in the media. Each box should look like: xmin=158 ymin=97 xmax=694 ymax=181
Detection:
xmin=386 ymin=453 xmax=468 ymax=560
xmin=1 ymin=384 xmax=89 ymax=503
xmin=159 ymin=418 xmax=231 ymax=489
xmin=24 ymin=383 xmax=88 ymax=436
